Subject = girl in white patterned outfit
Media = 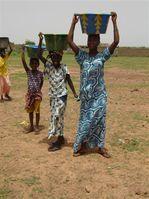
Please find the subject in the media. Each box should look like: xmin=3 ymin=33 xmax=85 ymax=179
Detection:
xmin=38 ymin=32 xmax=78 ymax=151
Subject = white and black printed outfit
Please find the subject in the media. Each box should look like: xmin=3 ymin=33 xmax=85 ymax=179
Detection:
xmin=44 ymin=61 xmax=69 ymax=136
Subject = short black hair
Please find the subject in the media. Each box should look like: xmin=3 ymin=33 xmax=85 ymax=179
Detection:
xmin=29 ymin=57 xmax=39 ymax=65
xmin=88 ymin=34 xmax=100 ymax=40
xmin=0 ymin=49 xmax=5 ymax=55
xmin=51 ymin=53 xmax=62 ymax=61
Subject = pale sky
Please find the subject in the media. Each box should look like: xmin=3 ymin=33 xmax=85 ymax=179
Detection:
xmin=0 ymin=0 xmax=149 ymax=47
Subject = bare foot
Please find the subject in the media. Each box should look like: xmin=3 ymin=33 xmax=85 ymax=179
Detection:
xmin=4 ymin=94 xmax=12 ymax=101
xmin=0 ymin=99 xmax=4 ymax=103
xmin=34 ymin=126 xmax=40 ymax=135
xmin=24 ymin=126 xmax=34 ymax=134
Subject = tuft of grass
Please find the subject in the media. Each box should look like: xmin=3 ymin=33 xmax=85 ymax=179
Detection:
xmin=122 ymin=138 xmax=140 ymax=152
xmin=110 ymin=135 xmax=141 ymax=152
xmin=32 ymin=187 xmax=45 ymax=193
xmin=0 ymin=188 xmax=12 ymax=198
xmin=4 ymin=154 xmax=12 ymax=159
xmin=132 ymin=112 xmax=149 ymax=122
xmin=4 ymin=177 xmax=18 ymax=184
xmin=21 ymin=176 xmax=40 ymax=186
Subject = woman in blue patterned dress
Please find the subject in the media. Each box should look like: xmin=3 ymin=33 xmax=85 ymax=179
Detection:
xmin=68 ymin=12 xmax=119 ymax=157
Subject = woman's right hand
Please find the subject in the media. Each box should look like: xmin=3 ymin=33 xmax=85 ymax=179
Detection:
xmin=72 ymin=15 xmax=79 ymax=24
xmin=111 ymin=12 xmax=117 ymax=23
xmin=38 ymin=32 xmax=43 ymax=40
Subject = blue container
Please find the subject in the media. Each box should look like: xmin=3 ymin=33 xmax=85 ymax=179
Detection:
xmin=25 ymin=45 xmax=46 ymax=58
xmin=77 ymin=14 xmax=110 ymax=34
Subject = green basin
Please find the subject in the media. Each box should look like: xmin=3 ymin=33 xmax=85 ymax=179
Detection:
xmin=44 ymin=34 xmax=68 ymax=51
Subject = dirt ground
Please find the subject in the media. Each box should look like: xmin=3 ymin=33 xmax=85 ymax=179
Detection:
xmin=0 ymin=57 xmax=149 ymax=199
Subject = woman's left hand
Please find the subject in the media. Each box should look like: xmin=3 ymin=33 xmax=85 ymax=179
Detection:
xmin=74 ymin=94 xmax=80 ymax=101
xmin=111 ymin=12 xmax=117 ymax=23
xmin=74 ymin=94 xmax=78 ymax=98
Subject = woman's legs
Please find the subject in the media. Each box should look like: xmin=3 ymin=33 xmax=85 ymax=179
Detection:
xmin=73 ymin=101 xmax=91 ymax=153
xmin=73 ymin=96 xmax=110 ymax=157
xmin=97 ymin=111 xmax=111 ymax=158
xmin=97 ymin=110 xmax=106 ymax=149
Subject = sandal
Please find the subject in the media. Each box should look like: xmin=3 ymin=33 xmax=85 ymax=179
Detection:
xmin=48 ymin=141 xmax=61 ymax=152
xmin=98 ymin=148 xmax=111 ymax=158
xmin=73 ymin=142 xmax=87 ymax=157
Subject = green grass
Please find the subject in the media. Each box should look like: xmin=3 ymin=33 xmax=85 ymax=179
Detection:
xmin=107 ymin=57 xmax=149 ymax=70
xmin=0 ymin=187 xmax=12 ymax=198
xmin=11 ymin=72 xmax=26 ymax=79
xmin=32 ymin=187 xmax=45 ymax=193
xmin=7 ymin=50 xmax=149 ymax=71
xmin=4 ymin=153 xmax=12 ymax=159
xmin=122 ymin=138 xmax=140 ymax=152
xmin=21 ymin=176 xmax=40 ymax=186
xmin=132 ymin=112 xmax=149 ymax=122
xmin=110 ymin=135 xmax=148 ymax=153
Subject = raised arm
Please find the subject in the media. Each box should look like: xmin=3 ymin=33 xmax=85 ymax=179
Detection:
xmin=21 ymin=46 xmax=30 ymax=72
xmin=108 ymin=12 xmax=120 ymax=54
xmin=7 ymin=41 xmax=12 ymax=56
xmin=38 ymin=32 xmax=47 ymax=65
xmin=40 ymin=78 xmax=43 ymax=90
xmin=67 ymin=15 xmax=80 ymax=55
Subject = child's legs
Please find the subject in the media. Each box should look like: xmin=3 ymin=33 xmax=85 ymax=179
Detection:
xmin=56 ymin=97 xmax=67 ymax=136
xmin=34 ymin=100 xmax=41 ymax=127
xmin=48 ymin=97 xmax=66 ymax=136
xmin=0 ymin=76 xmax=4 ymax=100
xmin=36 ymin=113 xmax=40 ymax=127
xmin=0 ymin=76 xmax=5 ymax=96
xmin=29 ymin=112 xmax=34 ymax=129
xmin=49 ymin=98 xmax=57 ymax=135
xmin=26 ymin=100 xmax=40 ymax=129
xmin=5 ymin=75 xmax=11 ymax=95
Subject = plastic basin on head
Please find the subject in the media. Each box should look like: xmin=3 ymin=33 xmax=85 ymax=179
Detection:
xmin=44 ymin=34 xmax=68 ymax=51
xmin=0 ymin=37 xmax=9 ymax=49
xmin=25 ymin=45 xmax=45 ymax=58
xmin=77 ymin=14 xmax=110 ymax=34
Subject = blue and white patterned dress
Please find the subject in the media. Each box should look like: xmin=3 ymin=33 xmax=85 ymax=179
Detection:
xmin=74 ymin=48 xmax=111 ymax=153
